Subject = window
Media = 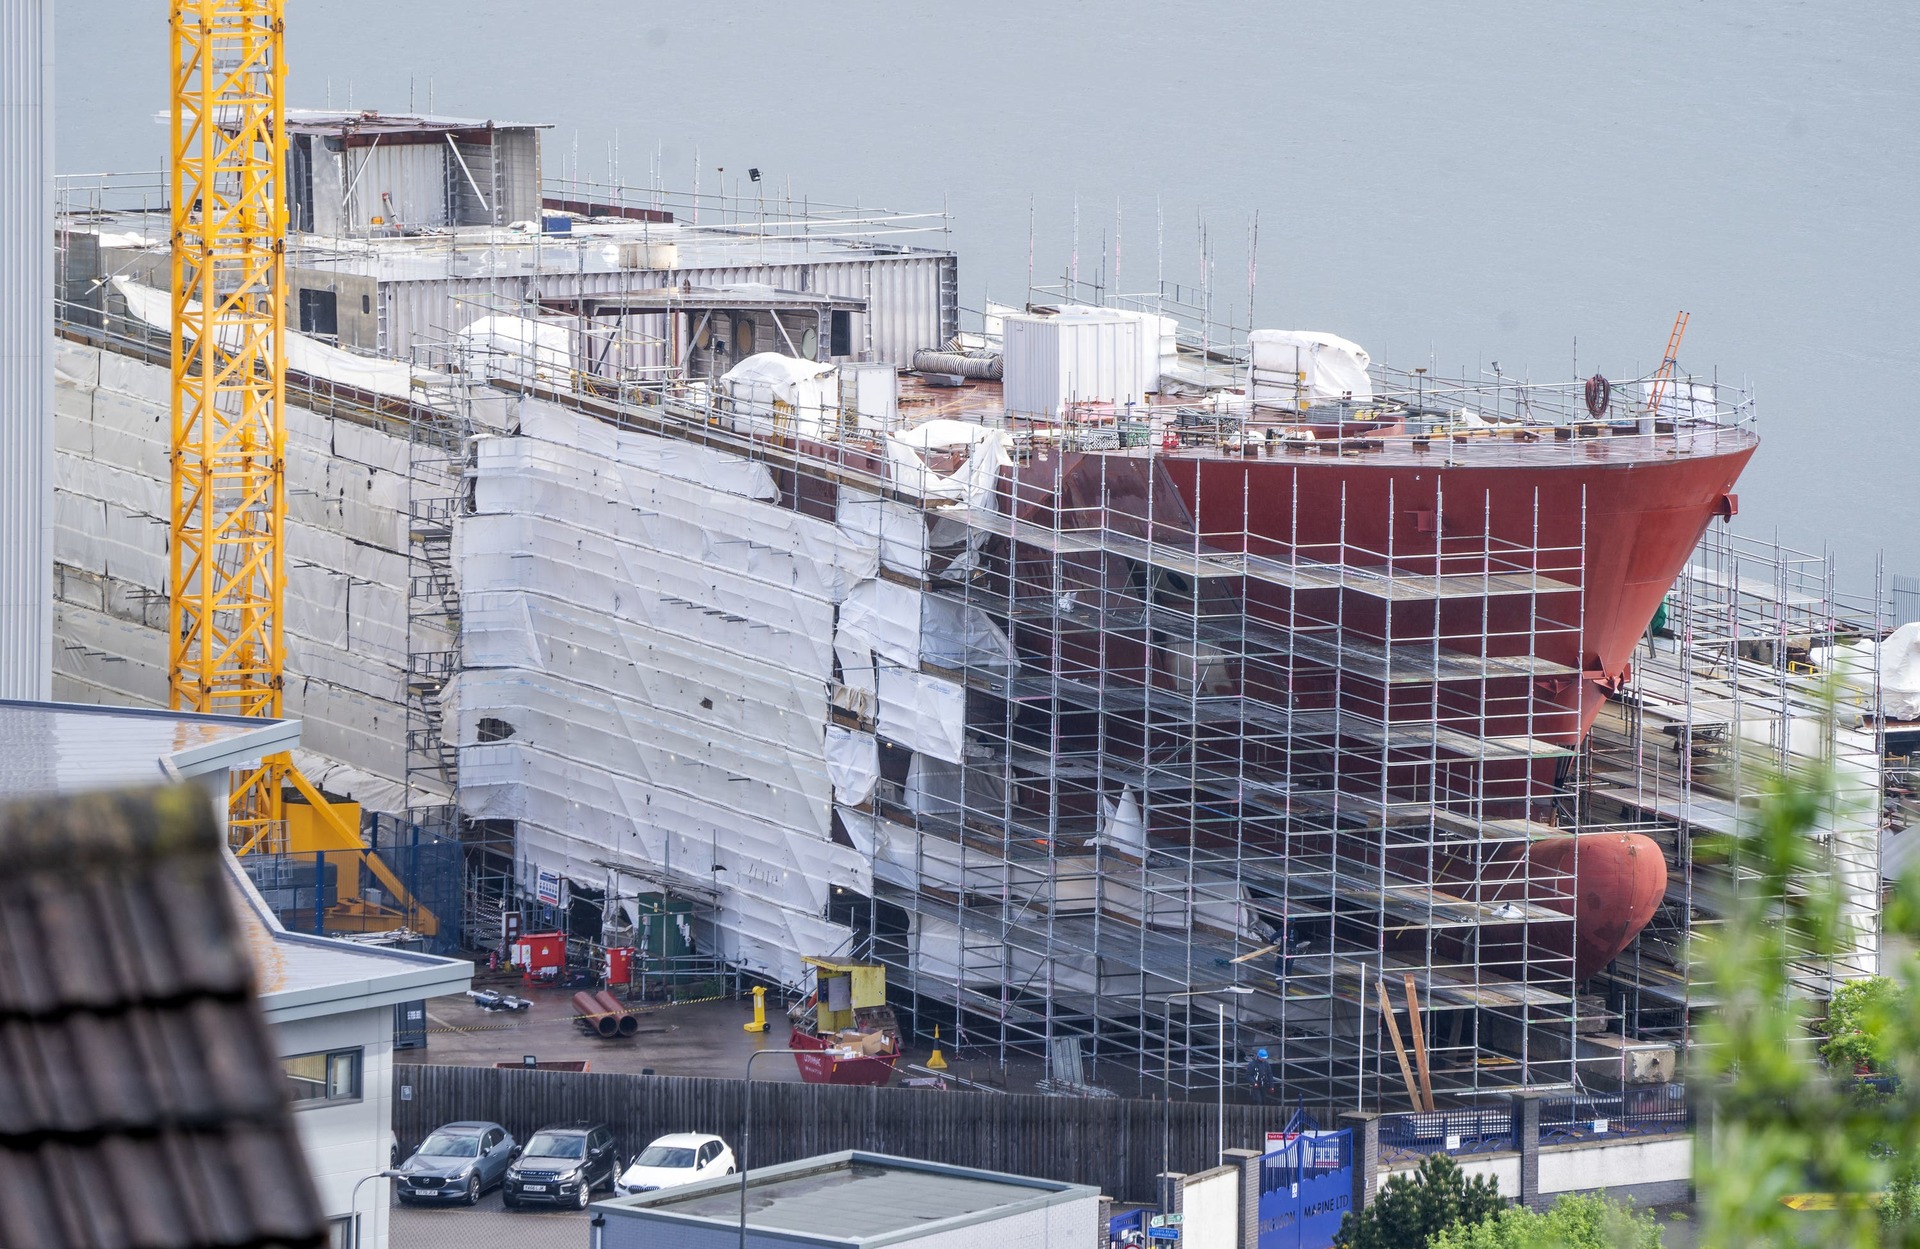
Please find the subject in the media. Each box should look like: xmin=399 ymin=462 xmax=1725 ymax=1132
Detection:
xmin=829 ymin=309 xmax=852 ymax=357
xmin=298 ymin=287 xmax=339 ymax=338
xmin=284 ymin=1047 xmax=362 ymax=1105
xmin=698 ymin=1141 xmax=720 ymax=1166
xmin=327 ymin=1216 xmax=353 ymax=1249
xmin=484 ymin=1128 xmax=505 ymax=1151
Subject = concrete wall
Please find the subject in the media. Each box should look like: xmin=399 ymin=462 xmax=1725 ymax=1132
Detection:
xmin=0 ymin=0 xmax=53 ymax=699
xmin=279 ymin=1005 xmax=396 ymax=1249
xmin=1540 ymin=1135 xmax=1691 ymax=1204
xmin=1178 ymin=1165 xmax=1242 ymax=1249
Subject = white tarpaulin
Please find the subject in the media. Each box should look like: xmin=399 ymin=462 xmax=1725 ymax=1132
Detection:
xmin=920 ymin=595 xmax=1014 ymax=671
xmin=1094 ymin=787 xmax=1146 ymax=855
xmin=458 ymin=315 xmax=573 ymax=384
xmin=112 ymin=277 xmax=442 ymax=403
xmin=1820 ymin=622 xmax=1920 ymax=721
xmin=837 ymin=578 xmax=922 ymax=670
xmin=876 ymin=665 xmax=967 ymax=764
xmin=1889 ymin=622 xmax=1920 ymax=720
xmin=824 ymin=726 xmax=880 ymax=807
xmin=1249 ymin=329 xmax=1374 ymax=406
xmin=837 ymin=488 xmax=927 ymax=578
xmin=885 ymin=421 xmax=1011 ymax=509
xmin=721 ymin=352 xmax=839 ymax=438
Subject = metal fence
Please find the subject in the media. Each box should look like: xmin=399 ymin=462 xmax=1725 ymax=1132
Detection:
xmin=393 ymin=1063 xmax=1326 ymax=1205
xmin=1376 ymin=1083 xmax=1691 ymax=1163
xmin=241 ymin=818 xmax=464 ymax=954
xmin=1538 ymin=1084 xmax=1691 ymax=1146
xmin=1378 ymin=1106 xmax=1516 ymax=1162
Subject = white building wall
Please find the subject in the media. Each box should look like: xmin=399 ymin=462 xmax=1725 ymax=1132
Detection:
xmin=0 ymin=0 xmax=53 ymax=699
xmin=277 ymin=1006 xmax=396 ymax=1249
xmin=1179 ymin=1165 xmax=1242 ymax=1249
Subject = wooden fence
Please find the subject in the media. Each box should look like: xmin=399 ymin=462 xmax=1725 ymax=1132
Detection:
xmin=392 ymin=1063 xmax=1318 ymax=1204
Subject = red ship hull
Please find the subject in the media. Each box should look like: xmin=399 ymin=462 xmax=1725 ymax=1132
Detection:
xmin=789 ymin=1027 xmax=901 ymax=1086
xmin=995 ymin=427 xmax=1754 ymax=979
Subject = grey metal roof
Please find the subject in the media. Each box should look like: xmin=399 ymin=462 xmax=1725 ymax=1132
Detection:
xmin=0 ymin=699 xmax=300 ymax=795
xmin=605 ymin=1151 xmax=1097 ymax=1246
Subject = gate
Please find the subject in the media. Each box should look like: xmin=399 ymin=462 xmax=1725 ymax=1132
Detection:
xmin=1257 ymin=1129 xmax=1353 ymax=1249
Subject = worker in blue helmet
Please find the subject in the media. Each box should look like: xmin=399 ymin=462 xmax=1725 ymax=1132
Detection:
xmin=1244 ymin=1047 xmax=1275 ymax=1104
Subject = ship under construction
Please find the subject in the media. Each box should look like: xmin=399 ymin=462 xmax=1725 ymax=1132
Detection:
xmin=48 ymin=108 xmax=1902 ymax=1109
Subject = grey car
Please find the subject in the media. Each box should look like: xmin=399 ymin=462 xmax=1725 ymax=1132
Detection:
xmin=395 ymin=1121 xmax=519 ymax=1206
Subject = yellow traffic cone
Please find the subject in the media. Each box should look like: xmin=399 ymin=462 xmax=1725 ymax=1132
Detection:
xmin=926 ymin=1024 xmax=948 ymax=1070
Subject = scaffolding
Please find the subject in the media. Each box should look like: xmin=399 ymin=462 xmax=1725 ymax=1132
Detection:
xmin=49 ymin=169 xmax=1895 ymax=1111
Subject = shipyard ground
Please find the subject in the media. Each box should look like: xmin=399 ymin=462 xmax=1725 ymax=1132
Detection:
xmin=423 ymin=975 xmax=1081 ymax=1094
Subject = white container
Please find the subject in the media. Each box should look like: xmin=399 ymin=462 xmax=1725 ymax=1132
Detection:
xmin=1001 ymin=311 xmax=1144 ymax=418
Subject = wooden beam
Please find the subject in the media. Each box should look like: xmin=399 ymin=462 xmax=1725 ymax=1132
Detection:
xmin=1376 ymin=977 xmax=1423 ymax=1112
xmin=1403 ymin=974 xmax=1436 ymax=1112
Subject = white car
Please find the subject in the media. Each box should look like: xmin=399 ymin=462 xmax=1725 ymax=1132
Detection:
xmin=617 ymin=1132 xmax=736 ymax=1194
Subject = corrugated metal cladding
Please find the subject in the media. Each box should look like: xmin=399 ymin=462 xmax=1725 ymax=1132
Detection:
xmin=378 ymin=252 xmax=953 ymax=370
xmin=343 ymin=141 xmax=449 ymax=231
xmin=0 ymin=0 xmax=53 ymax=699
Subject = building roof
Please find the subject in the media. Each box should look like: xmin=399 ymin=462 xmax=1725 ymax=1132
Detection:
xmin=0 ymin=699 xmax=300 ymax=795
xmin=285 ymin=108 xmax=551 ymax=135
xmin=603 ymin=1151 xmax=1098 ymax=1247
xmin=0 ymin=701 xmax=474 ymax=1024
xmin=0 ymin=785 xmax=327 ymax=1248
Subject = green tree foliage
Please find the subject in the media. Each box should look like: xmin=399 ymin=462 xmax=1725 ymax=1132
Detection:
xmin=1816 ymin=974 xmax=1901 ymax=1073
xmin=1694 ymin=755 xmax=1920 ymax=1248
xmin=1427 ymin=1193 xmax=1663 ymax=1249
xmin=1333 ymin=1153 xmax=1505 ymax=1249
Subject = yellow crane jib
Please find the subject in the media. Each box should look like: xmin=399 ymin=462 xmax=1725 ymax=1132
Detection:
xmin=169 ymin=1 xmax=435 ymax=938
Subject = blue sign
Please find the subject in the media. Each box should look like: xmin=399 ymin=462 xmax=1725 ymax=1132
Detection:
xmin=1258 ymin=1130 xmax=1353 ymax=1249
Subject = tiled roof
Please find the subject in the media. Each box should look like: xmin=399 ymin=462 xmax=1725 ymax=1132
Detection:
xmin=0 ymin=786 xmax=327 ymax=1249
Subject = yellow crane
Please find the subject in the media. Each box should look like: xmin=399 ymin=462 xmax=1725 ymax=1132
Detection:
xmin=169 ymin=0 xmax=435 ymax=934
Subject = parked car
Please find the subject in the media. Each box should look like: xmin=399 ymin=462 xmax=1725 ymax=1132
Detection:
xmin=394 ymin=1121 xmax=519 ymax=1206
xmin=617 ymin=1133 xmax=736 ymax=1194
xmin=502 ymin=1121 xmax=620 ymax=1210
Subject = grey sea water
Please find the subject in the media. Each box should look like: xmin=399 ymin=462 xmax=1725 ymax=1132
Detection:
xmin=57 ymin=1 xmax=1919 ymax=587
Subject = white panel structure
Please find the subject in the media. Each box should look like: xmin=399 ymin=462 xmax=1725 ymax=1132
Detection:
xmin=50 ymin=342 xmax=420 ymax=808
xmin=0 ymin=0 xmax=53 ymax=699
xmin=1001 ymin=310 xmax=1145 ymax=418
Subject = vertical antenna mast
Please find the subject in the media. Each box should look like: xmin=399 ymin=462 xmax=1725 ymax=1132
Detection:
xmin=169 ymin=0 xmax=289 ymax=849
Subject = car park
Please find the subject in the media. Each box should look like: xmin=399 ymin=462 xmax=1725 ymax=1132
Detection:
xmin=617 ymin=1133 xmax=736 ymax=1194
xmin=395 ymin=1121 xmax=519 ymax=1206
xmin=502 ymin=1121 xmax=620 ymax=1210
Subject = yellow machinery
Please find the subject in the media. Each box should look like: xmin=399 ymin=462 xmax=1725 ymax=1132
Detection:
xmin=169 ymin=0 xmax=433 ymax=935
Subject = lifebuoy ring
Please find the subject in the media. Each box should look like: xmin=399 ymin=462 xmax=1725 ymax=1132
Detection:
xmin=1584 ymin=374 xmax=1611 ymax=420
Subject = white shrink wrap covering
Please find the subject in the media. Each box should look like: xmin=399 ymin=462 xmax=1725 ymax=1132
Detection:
xmin=458 ymin=315 xmax=573 ymax=384
xmin=1249 ymin=329 xmax=1374 ymax=407
xmin=875 ymin=666 xmax=967 ymax=764
xmin=720 ymin=352 xmax=839 ymax=439
xmin=456 ymin=400 xmax=875 ymax=983
xmin=824 ymin=726 xmax=881 ymax=807
xmin=113 ymin=277 xmax=443 ymax=403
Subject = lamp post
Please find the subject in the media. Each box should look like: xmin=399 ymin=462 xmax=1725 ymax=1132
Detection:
xmin=348 ymin=1169 xmax=402 ymax=1249
xmin=739 ymin=1048 xmax=810 ymax=1249
xmin=1166 ymin=985 xmax=1255 ymax=1168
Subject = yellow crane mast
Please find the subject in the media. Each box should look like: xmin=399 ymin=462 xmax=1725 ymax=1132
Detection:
xmin=168 ymin=0 xmax=437 ymax=936
xmin=168 ymin=0 xmax=289 ymax=851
